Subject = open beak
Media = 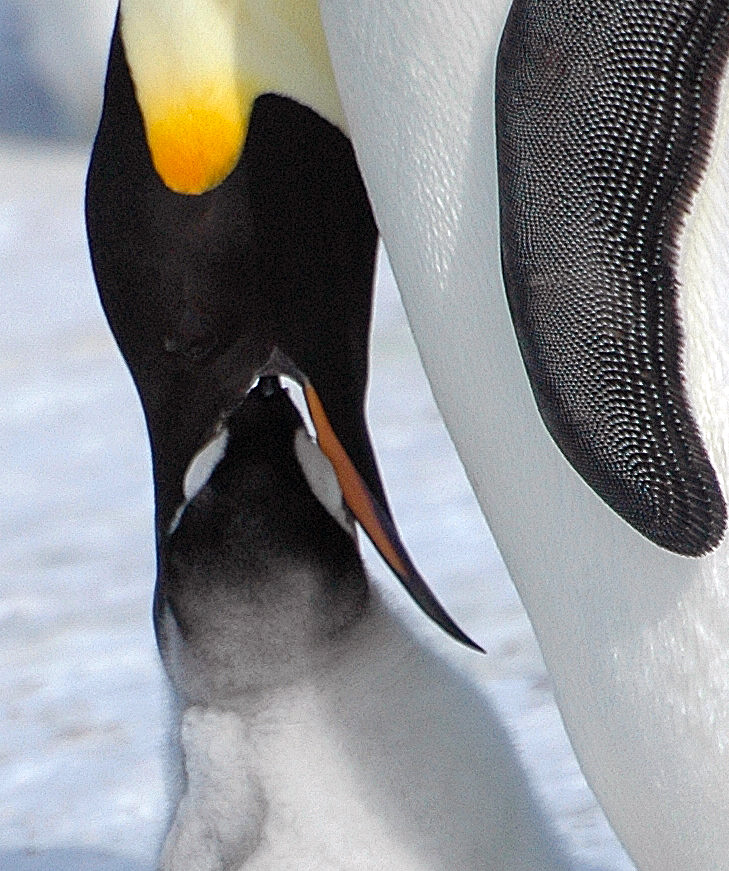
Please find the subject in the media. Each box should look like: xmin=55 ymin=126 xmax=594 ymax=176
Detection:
xmin=256 ymin=348 xmax=484 ymax=653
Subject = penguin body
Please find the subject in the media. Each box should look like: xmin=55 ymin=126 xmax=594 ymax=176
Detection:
xmin=319 ymin=2 xmax=729 ymax=868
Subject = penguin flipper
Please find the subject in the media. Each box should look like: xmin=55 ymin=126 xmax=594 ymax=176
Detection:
xmin=495 ymin=0 xmax=729 ymax=556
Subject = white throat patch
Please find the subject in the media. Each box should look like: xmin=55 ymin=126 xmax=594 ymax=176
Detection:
xmin=169 ymin=426 xmax=230 ymax=535
xmin=293 ymin=428 xmax=354 ymax=537
xmin=184 ymin=426 xmax=231 ymax=501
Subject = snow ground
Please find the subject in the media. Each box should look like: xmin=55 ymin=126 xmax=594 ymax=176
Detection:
xmin=0 ymin=1 xmax=116 ymax=141
xmin=0 ymin=142 xmax=634 ymax=871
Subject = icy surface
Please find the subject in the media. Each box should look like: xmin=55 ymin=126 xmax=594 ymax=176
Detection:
xmin=0 ymin=144 xmax=634 ymax=870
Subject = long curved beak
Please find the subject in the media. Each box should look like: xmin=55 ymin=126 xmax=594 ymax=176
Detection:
xmin=257 ymin=348 xmax=484 ymax=653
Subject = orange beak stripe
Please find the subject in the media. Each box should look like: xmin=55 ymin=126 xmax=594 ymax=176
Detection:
xmin=303 ymin=382 xmax=409 ymax=578
xmin=301 ymin=379 xmax=483 ymax=654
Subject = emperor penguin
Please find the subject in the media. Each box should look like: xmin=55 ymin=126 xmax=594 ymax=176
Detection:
xmin=318 ymin=1 xmax=729 ymax=870
xmin=86 ymin=0 xmax=729 ymax=869
xmin=85 ymin=4 xmax=585 ymax=870
xmin=152 ymin=359 xmax=581 ymax=870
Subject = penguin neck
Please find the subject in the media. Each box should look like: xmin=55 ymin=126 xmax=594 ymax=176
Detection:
xmin=119 ymin=0 xmax=346 ymax=193
xmin=160 ymin=518 xmax=371 ymax=705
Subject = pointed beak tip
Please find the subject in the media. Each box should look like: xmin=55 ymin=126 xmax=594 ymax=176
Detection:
xmin=463 ymin=634 xmax=486 ymax=655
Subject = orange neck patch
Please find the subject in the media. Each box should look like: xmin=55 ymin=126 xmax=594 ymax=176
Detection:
xmin=146 ymin=104 xmax=247 ymax=195
xmin=119 ymin=0 xmax=345 ymax=195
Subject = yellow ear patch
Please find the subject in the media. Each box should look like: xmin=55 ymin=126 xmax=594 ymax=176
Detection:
xmin=119 ymin=0 xmax=345 ymax=196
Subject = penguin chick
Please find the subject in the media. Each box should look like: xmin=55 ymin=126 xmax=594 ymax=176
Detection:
xmin=155 ymin=378 xmax=579 ymax=871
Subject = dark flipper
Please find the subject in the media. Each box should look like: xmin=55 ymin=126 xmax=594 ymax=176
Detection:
xmin=496 ymin=0 xmax=729 ymax=555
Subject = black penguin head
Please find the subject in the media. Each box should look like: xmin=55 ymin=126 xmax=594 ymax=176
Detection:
xmin=165 ymin=375 xmax=359 ymax=566
xmin=158 ymin=355 xmax=482 ymax=696
xmin=158 ymin=375 xmax=369 ymax=698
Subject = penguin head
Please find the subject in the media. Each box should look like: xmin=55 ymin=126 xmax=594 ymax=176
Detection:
xmin=168 ymin=375 xmax=356 ymax=547
xmin=158 ymin=373 xmax=368 ymax=699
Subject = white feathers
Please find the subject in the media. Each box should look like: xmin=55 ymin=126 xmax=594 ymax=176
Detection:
xmin=158 ymin=706 xmax=266 ymax=871
xmin=168 ymin=426 xmax=230 ymax=535
xmin=293 ymin=427 xmax=354 ymax=535
xmin=159 ymin=592 xmax=577 ymax=871
xmin=184 ymin=426 xmax=230 ymax=502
